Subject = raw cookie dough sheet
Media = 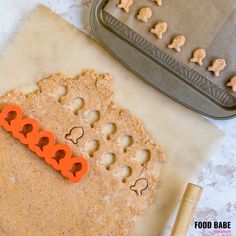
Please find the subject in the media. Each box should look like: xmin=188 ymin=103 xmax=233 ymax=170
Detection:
xmin=104 ymin=0 xmax=236 ymax=96
xmin=0 ymin=5 xmax=223 ymax=236
xmin=0 ymin=72 xmax=165 ymax=236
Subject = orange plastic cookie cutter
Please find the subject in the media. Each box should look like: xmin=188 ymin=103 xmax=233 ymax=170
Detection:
xmin=0 ymin=105 xmax=88 ymax=183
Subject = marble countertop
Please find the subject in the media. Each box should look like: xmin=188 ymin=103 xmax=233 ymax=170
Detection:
xmin=0 ymin=1 xmax=235 ymax=235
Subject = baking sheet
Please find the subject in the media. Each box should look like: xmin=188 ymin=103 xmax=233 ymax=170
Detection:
xmin=196 ymin=9 xmax=236 ymax=92
xmin=0 ymin=5 xmax=223 ymax=236
xmin=104 ymin=0 xmax=236 ymax=97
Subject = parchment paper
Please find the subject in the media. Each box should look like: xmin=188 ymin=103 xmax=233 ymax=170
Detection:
xmin=0 ymin=5 xmax=223 ymax=236
xmin=105 ymin=1 xmax=236 ymax=97
xmin=196 ymin=9 xmax=236 ymax=95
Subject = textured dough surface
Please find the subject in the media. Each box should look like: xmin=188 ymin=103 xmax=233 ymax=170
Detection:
xmin=0 ymin=6 xmax=223 ymax=236
xmin=0 ymin=71 xmax=165 ymax=236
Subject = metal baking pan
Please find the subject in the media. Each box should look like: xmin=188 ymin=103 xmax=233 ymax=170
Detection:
xmin=90 ymin=0 xmax=236 ymax=119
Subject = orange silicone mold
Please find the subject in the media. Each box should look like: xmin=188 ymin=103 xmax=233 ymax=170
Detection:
xmin=0 ymin=105 xmax=88 ymax=183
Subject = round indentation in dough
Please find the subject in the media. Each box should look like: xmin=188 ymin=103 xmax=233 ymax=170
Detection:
xmin=114 ymin=166 xmax=132 ymax=183
xmin=69 ymin=97 xmax=85 ymax=114
xmin=102 ymin=123 xmax=117 ymax=140
xmin=134 ymin=149 xmax=151 ymax=166
xmin=84 ymin=139 xmax=99 ymax=157
xmin=118 ymin=135 xmax=133 ymax=153
xmin=54 ymin=85 xmax=68 ymax=103
xmin=85 ymin=110 xmax=100 ymax=127
xmin=99 ymin=153 xmax=116 ymax=170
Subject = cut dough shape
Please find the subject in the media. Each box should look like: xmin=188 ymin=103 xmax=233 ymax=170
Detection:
xmin=150 ymin=21 xmax=168 ymax=39
xmin=151 ymin=0 xmax=162 ymax=6
xmin=137 ymin=7 xmax=152 ymax=23
xmin=226 ymin=75 xmax=236 ymax=92
xmin=130 ymin=178 xmax=148 ymax=196
xmin=66 ymin=127 xmax=84 ymax=144
xmin=208 ymin=59 xmax=226 ymax=77
xmin=168 ymin=35 xmax=186 ymax=52
xmin=190 ymin=48 xmax=207 ymax=66
xmin=117 ymin=0 xmax=134 ymax=13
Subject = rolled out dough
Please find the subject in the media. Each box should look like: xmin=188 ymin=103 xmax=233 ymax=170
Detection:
xmin=0 ymin=5 xmax=223 ymax=236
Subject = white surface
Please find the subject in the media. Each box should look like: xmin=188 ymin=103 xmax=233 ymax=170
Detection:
xmin=0 ymin=1 xmax=235 ymax=235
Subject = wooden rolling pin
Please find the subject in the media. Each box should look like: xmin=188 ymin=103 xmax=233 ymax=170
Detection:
xmin=170 ymin=183 xmax=203 ymax=236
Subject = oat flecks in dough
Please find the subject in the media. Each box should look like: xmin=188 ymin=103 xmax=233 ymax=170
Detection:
xmin=150 ymin=21 xmax=168 ymax=39
xmin=152 ymin=0 xmax=162 ymax=6
xmin=168 ymin=35 xmax=186 ymax=52
xmin=208 ymin=59 xmax=226 ymax=77
xmin=190 ymin=48 xmax=207 ymax=66
xmin=226 ymin=76 xmax=236 ymax=92
xmin=117 ymin=0 xmax=134 ymax=13
xmin=137 ymin=7 xmax=152 ymax=23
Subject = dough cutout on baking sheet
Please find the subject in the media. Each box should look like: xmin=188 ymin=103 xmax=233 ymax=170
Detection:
xmin=105 ymin=0 xmax=236 ymax=69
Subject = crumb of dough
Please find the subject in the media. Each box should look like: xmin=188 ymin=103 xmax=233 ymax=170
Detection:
xmin=226 ymin=75 xmax=236 ymax=92
xmin=137 ymin=7 xmax=152 ymax=23
xmin=151 ymin=0 xmax=162 ymax=6
xmin=150 ymin=21 xmax=168 ymax=40
xmin=117 ymin=0 xmax=134 ymax=13
xmin=208 ymin=59 xmax=226 ymax=77
xmin=190 ymin=48 xmax=206 ymax=66
xmin=168 ymin=35 xmax=186 ymax=52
